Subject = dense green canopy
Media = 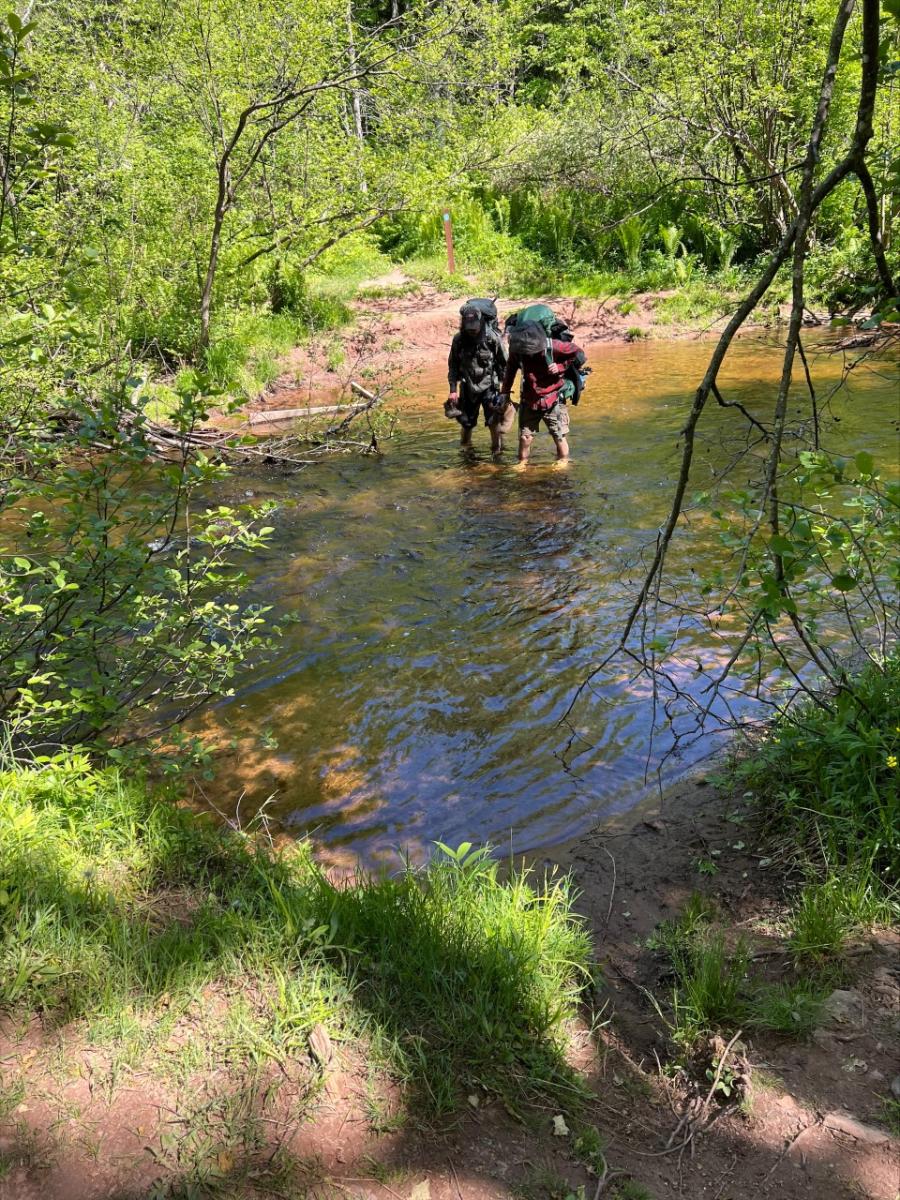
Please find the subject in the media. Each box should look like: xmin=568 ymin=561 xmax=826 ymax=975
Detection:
xmin=2 ymin=0 xmax=895 ymax=374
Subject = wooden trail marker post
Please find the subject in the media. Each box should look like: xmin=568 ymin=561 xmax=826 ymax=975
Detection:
xmin=442 ymin=209 xmax=455 ymax=275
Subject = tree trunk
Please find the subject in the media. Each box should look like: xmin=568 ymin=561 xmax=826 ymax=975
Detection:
xmin=346 ymin=0 xmax=368 ymax=194
xmin=199 ymin=161 xmax=231 ymax=353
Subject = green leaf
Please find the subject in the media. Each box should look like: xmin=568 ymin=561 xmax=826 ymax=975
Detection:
xmin=830 ymin=573 xmax=858 ymax=592
xmin=769 ymin=535 xmax=794 ymax=556
xmin=854 ymin=451 xmax=874 ymax=476
xmin=7 ymin=12 xmax=23 ymax=35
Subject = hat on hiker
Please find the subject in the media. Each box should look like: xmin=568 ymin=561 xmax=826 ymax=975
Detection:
xmin=459 ymin=304 xmax=484 ymax=338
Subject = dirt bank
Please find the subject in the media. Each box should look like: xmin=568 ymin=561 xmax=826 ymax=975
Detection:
xmin=555 ymin=777 xmax=900 ymax=1200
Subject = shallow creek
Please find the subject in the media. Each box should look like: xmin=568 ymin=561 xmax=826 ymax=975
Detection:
xmin=194 ymin=335 xmax=898 ymax=868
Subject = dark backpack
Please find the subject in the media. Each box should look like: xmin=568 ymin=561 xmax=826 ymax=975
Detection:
xmin=565 ymin=349 xmax=589 ymax=406
xmin=508 ymin=319 xmax=548 ymax=360
xmin=460 ymin=297 xmax=500 ymax=338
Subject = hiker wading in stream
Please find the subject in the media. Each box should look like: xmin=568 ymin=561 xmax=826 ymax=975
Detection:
xmin=499 ymin=312 xmax=586 ymax=465
xmin=445 ymin=299 xmax=512 ymax=453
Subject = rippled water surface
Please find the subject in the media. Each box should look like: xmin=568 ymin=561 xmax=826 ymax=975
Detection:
xmin=197 ymin=336 xmax=898 ymax=866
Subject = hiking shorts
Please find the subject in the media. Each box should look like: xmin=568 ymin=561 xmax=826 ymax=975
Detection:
xmin=458 ymin=394 xmax=515 ymax=433
xmin=519 ymin=401 xmax=570 ymax=441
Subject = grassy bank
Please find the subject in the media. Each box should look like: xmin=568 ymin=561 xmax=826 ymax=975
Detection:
xmin=0 ymin=759 xmax=591 ymax=1125
xmin=738 ymin=655 xmax=899 ymax=890
xmin=648 ymin=655 xmax=899 ymax=1058
xmin=1 ymin=657 xmax=897 ymax=1192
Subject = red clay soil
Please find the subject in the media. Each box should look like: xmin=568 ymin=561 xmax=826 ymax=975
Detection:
xmin=2 ymin=778 xmax=897 ymax=1200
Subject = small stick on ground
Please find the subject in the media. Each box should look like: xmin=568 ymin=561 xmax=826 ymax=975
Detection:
xmin=448 ymin=1157 xmax=464 ymax=1200
xmin=594 ymin=1161 xmax=631 ymax=1199
xmin=600 ymin=844 xmax=617 ymax=930
xmin=712 ymin=1153 xmax=738 ymax=1199
xmin=664 ymin=1030 xmax=744 ymax=1156
xmin=763 ymin=1116 xmax=822 ymax=1180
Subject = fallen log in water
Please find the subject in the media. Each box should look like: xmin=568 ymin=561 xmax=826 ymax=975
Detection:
xmin=247 ymin=401 xmax=368 ymax=425
xmin=135 ymin=380 xmax=386 ymax=468
xmin=246 ymin=381 xmax=381 ymax=425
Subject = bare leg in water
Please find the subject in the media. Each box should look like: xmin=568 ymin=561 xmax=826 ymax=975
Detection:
xmin=517 ymin=430 xmax=569 ymax=465
xmin=490 ymin=413 xmax=512 ymax=454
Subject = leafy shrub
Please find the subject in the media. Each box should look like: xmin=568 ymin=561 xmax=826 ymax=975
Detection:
xmin=737 ymin=656 xmax=900 ymax=884
xmin=0 ymin=381 xmax=279 ymax=755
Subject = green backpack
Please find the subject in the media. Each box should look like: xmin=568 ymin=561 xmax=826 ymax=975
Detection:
xmin=504 ymin=303 xmax=571 ymax=340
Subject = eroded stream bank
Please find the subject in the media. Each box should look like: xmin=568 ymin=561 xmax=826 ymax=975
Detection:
xmin=192 ymin=333 xmax=898 ymax=869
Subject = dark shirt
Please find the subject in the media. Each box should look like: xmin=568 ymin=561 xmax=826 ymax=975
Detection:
xmin=501 ymin=338 xmax=584 ymax=410
xmin=448 ymin=329 xmax=506 ymax=397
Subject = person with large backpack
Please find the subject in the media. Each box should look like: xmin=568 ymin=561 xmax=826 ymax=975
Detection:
xmin=499 ymin=304 xmax=587 ymax=464
xmin=445 ymin=299 xmax=512 ymax=453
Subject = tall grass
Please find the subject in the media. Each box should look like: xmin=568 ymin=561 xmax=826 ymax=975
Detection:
xmin=315 ymin=841 xmax=592 ymax=1110
xmin=0 ymin=759 xmax=591 ymax=1112
xmin=657 ymin=910 xmax=828 ymax=1047
xmin=199 ymin=299 xmax=351 ymax=398
xmin=669 ymin=932 xmax=751 ymax=1040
